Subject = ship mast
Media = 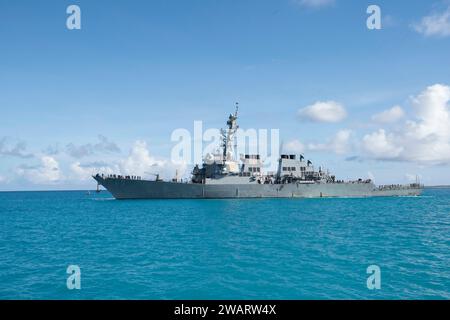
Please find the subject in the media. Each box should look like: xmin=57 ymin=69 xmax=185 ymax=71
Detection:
xmin=221 ymin=102 xmax=239 ymax=165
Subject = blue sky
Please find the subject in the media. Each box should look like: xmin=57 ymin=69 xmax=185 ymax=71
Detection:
xmin=1 ymin=0 xmax=450 ymax=190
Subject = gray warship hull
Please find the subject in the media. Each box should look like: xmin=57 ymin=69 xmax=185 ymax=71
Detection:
xmin=93 ymin=107 xmax=423 ymax=199
xmin=93 ymin=176 xmax=422 ymax=200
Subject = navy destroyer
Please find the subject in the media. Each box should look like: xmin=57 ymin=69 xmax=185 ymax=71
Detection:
xmin=93 ymin=107 xmax=423 ymax=199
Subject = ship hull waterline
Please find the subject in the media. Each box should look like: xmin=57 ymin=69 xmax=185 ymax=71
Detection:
xmin=93 ymin=176 xmax=422 ymax=200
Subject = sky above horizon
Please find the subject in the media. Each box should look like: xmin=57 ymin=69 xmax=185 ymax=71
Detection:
xmin=1 ymin=0 xmax=450 ymax=190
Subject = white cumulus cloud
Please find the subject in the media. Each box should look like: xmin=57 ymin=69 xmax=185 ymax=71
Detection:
xmin=70 ymin=161 xmax=118 ymax=181
xmin=372 ymin=105 xmax=405 ymax=123
xmin=119 ymin=140 xmax=187 ymax=180
xmin=413 ymin=6 xmax=450 ymax=37
xmin=0 ymin=137 xmax=33 ymax=158
xmin=66 ymin=135 xmax=121 ymax=159
xmin=362 ymin=84 xmax=450 ymax=164
xmin=308 ymin=129 xmax=352 ymax=155
xmin=362 ymin=129 xmax=403 ymax=159
xmin=119 ymin=140 xmax=165 ymax=176
xmin=298 ymin=101 xmax=347 ymax=123
xmin=285 ymin=130 xmax=352 ymax=156
xmin=17 ymin=156 xmax=62 ymax=184
xmin=284 ymin=140 xmax=305 ymax=154
xmin=66 ymin=140 xmax=188 ymax=182
xmin=405 ymin=173 xmax=421 ymax=182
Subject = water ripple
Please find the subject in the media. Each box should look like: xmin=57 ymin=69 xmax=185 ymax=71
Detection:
xmin=0 ymin=189 xmax=449 ymax=299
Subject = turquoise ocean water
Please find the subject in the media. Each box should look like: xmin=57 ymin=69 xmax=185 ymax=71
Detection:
xmin=0 ymin=188 xmax=449 ymax=299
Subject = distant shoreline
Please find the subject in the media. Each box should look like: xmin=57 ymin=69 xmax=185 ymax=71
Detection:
xmin=425 ymin=185 xmax=450 ymax=189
